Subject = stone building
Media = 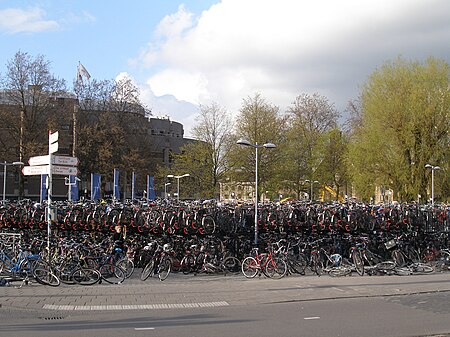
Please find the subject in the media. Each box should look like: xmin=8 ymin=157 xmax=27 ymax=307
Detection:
xmin=0 ymin=90 xmax=192 ymax=201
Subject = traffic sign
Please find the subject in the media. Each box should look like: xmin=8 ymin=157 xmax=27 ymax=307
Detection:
xmin=29 ymin=155 xmax=49 ymax=166
xmin=23 ymin=165 xmax=49 ymax=176
xmin=53 ymin=155 xmax=79 ymax=166
xmin=51 ymin=165 xmax=78 ymax=176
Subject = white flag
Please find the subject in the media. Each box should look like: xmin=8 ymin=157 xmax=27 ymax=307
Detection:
xmin=77 ymin=62 xmax=91 ymax=82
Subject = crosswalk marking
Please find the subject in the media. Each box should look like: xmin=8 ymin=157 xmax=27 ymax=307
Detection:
xmin=43 ymin=301 xmax=229 ymax=311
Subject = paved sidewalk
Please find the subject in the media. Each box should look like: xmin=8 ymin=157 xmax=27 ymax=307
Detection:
xmin=1 ymin=272 xmax=449 ymax=312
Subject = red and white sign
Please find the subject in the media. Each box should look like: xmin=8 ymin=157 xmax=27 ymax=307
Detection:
xmin=23 ymin=165 xmax=49 ymax=176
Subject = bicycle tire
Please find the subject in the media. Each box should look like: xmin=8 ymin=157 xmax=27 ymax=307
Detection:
xmin=392 ymin=250 xmax=406 ymax=267
xmin=376 ymin=261 xmax=396 ymax=271
xmin=265 ymin=257 xmax=287 ymax=279
xmin=311 ymin=253 xmax=324 ymax=276
xmin=116 ymin=258 xmax=134 ymax=278
xmin=221 ymin=256 xmax=241 ymax=274
xmin=33 ymin=267 xmax=60 ymax=287
xmin=181 ymin=255 xmax=194 ymax=275
xmin=411 ymin=263 xmax=434 ymax=274
xmin=241 ymin=256 xmax=259 ymax=278
xmin=98 ymin=263 xmax=125 ymax=284
xmin=140 ymin=260 xmax=155 ymax=281
xmin=158 ymin=258 xmax=171 ymax=281
xmin=287 ymin=256 xmax=307 ymax=275
xmin=352 ymin=251 xmax=364 ymax=276
xmin=328 ymin=266 xmax=352 ymax=277
xmin=71 ymin=268 xmax=100 ymax=285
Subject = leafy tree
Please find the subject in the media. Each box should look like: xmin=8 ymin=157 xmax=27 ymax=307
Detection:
xmin=229 ymin=94 xmax=288 ymax=201
xmin=0 ymin=51 xmax=67 ymax=197
xmin=285 ymin=93 xmax=340 ymax=198
xmin=348 ymin=57 xmax=449 ymax=201
xmin=170 ymin=102 xmax=233 ymax=199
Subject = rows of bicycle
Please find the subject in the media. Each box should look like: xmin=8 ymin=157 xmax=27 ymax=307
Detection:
xmin=1 ymin=228 xmax=449 ymax=287
xmin=1 ymin=199 xmax=449 ymax=237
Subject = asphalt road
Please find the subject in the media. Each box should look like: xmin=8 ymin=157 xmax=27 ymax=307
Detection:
xmin=1 ymin=271 xmax=450 ymax=337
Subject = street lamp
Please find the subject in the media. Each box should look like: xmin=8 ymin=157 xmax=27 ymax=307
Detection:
xmin=164 ymin=182 xmax=171 ymax=199
xmin=304 ymin=179 xmax=320 ymax=201
xmin=2 ymin=161 xmax=24 ymax=202
xmin=425 ymin=164 xmax=440 ymax=206
xmin=237 ymin=138 xmax=276 ymax=246
xmin=167 ymin=174 xmax=190 ymax=201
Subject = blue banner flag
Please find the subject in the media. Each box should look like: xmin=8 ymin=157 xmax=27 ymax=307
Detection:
xmin=113 ymin=168 xmax=120 ymax=200
xmin=147 ymin=175 xmax=156 ymax=200
xmin=70 ymin=176 xmax=79 ymax=202
xmin=40 ymin=175 xmax=47 ymax=203
xmin=91 ymin=173 xmax=101 ymax=201
xmin=131 ymin=172 xmax=136 ymax=200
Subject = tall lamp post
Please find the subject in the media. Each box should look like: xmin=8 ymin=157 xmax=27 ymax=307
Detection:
xmin=167 ymin=174 xmax=190 ymax=201
xmin=164 ymin=182 xmax=171 ymax=199
xmin=237 ymin=138 xmax=276 ymax=246
xmin=425 ymin=164 xmax=440 ymax=206
xmin=304 ymin=179 xmax=320 ymax=201
xmin=2 ymin=161 xmax=24 ymax=202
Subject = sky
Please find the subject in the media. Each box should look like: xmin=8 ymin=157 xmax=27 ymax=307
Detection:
xmin=0 ymin=0 xmax=449 ymax=137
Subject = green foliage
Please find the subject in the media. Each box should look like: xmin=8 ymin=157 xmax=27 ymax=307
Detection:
xmin=348 ymin=57 xmax=449 ymax=201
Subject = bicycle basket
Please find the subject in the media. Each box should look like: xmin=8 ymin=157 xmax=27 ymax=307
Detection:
xmin=384 ymin=239 xmax=396 ymax=250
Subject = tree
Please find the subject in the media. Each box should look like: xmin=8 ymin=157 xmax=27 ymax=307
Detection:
xmin=348 ymin=57 xmax=449 ymax=201
xmin=230 ymin=94 xmax=288 ymax=200
xmin=170 ymin=102 xmax=233 ymax=199
xmin=0 ymin=51 xmax=67 ymax=197
xmin=285 ymin=93 xmax=340 ymax=199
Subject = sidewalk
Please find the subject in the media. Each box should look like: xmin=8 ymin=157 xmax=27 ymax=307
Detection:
xmin=1 ymin=272 xmax=449 ymax=312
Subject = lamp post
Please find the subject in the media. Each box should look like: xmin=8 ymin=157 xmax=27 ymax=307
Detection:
xmin=425 ymin=164 xmax=440 ymax=206
xmin=164 ymin=182 xmax=171 ymax=199
xmin=304 ymin=179 xmax=320 ymax=201
xmin=2 ymin=161 xmax=24 ymax=202
xmin=167 ymin=174 xmax=190 ymax=201
xmin=237 ymin=138 xmax=276 ymax=246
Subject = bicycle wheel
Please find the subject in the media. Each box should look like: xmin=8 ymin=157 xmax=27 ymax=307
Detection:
xmin=352 ymin=251 xmax=364 ymax=276
xmin=158 ymin=258 xmax=171 ymax=281
xmin=116 ymin=258 xmax=134 ymax=279
xmin=328 ymin=266 xmax=352 ymax=277
xmin=221 ymin=256 xmax=241 ymax=274
xmin=392 ymin=250 xmax=406 ymax=267
xmin=376 ymin=261 xmax=396 ymax=271
xmin=265 ymin=257 xmax=287 ymax=279
xmin=287 ymin=256 xmax=307 ymax=275
xmin=33 ymin=267 xmax=60 ymax=287
xmin=411 ymin=263 xmax=434 ymax=274
xmin=140 ymin=260 xmax=155 ymax=281
xmin=241 ymin=256 xmax=259 ymax=278
xmin=98 ymin=263 xmax=125 ymax=284
xmin=311 ymin=253 xmax=324 ymax=276
xmin=181 ymin=255 xmax=194 ymax=275
xmin=71 ymin=268 xmax=100 ymax=285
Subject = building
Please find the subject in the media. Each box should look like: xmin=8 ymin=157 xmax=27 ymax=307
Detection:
xmin=0 ymin=90 xmax=193 ymax=201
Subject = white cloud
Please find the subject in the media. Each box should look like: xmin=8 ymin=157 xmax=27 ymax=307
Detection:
xmin=134 ymin=0 xmax=450 ymax=124
xmin=0 ymin=7 xmax=59 ymax=33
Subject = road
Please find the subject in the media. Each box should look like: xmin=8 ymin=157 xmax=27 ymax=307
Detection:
xmin=0 ymin=271 xmax=449 ymax=337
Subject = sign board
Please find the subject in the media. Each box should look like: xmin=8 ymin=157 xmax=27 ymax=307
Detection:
xmin=23 ymin=165 xmax=49 ymax=176
xmin=29 ymin=155 xmax=79 ymax=166
xmin=29 ymin=155 xmax=49 ymax=166
xmin=53 ymin=155 xmax=79 ymax=166
xmin=51 ymin=165 xmax=78 ymax=176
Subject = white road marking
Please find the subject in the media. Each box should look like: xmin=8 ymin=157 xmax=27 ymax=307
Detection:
xmin=135 ymin=327 xmax=155 ymax=331
xmin=43 ymin=301 xmax=229 ymax=311
xmin=304 ymin=316 xmax=321 ymax=320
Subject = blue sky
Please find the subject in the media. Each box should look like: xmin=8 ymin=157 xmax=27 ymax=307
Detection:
xmin=1 ymin=0 xmax=449 ymax=136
